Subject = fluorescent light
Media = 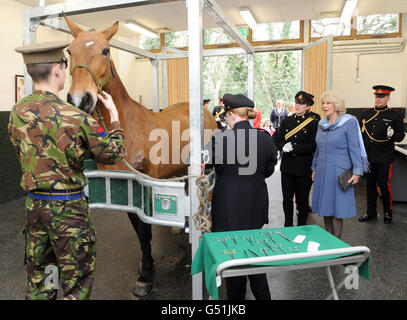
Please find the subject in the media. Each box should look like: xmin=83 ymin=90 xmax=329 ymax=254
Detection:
xmin=240 ymin=8 xmax=257 ymax=31
xmin=340 ymin=0 xmax=358 ymax=23
xmin=125 ymin=21 xmax=158 ymax=38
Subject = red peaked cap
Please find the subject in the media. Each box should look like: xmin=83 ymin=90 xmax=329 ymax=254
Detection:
xmin=373 ymin=85 xmax=395 ymax=95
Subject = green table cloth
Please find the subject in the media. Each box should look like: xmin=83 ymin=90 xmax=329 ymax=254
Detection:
xmin=191 ymin=225 xmax=370 ymax=299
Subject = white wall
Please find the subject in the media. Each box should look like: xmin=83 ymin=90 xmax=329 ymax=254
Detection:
xmin=333 ymin=49 xmax=407 ymax=109
xmin=0 ymin=0 xmax=29 ymax=111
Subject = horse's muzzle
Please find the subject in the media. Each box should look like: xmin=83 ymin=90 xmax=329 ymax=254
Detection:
xmin=67 ymin=91 xmax=95 ymax=114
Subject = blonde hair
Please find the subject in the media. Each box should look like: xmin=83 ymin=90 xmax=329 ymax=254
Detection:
xmin=320 ymin=90 xmax=346 ymax=115
xmin=229 ymin=107 xmax=257 ymax=120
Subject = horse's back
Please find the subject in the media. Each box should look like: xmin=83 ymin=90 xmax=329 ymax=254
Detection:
xmin=161 ymin=102 xmax=217 ymax=130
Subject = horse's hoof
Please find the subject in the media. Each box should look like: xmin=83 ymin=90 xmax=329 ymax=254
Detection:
xmin=132 ymin=281 xmax=153 ymax=297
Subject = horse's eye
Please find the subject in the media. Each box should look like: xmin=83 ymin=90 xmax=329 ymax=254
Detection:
xmin=102 ymin=48 xmax=110 ymax=56
xmin=67 ymin=49 xmax=71 ymax=55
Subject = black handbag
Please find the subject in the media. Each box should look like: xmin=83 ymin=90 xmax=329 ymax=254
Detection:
xmin=338 ymin=168 xmax=353 ymax=191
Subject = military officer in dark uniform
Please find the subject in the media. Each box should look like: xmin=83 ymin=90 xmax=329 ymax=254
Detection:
xmin=204 ymin=93 xmax=278 ymax=300
xmin=212 ymin=97 xmax=227 ymax=130
xmin=276 ymin=91 xmax=318 ymax=227
xmin=359 ymin=85 xmax=405 ymax=224
xmin=305 ymin=96 xmax=321 ymax=121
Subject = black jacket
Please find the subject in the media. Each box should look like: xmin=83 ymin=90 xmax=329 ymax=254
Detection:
xmin=205 ymin=121 xmax=277 ymax=232
xmin=360 ymin=106 xmax=405 ymax=164
xmin=276 ymin=113 xmax=318 ymax=176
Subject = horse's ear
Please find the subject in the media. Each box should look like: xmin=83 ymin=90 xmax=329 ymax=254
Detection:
xmin=101 ymin=21 xmax=119 ymax=41
xmin=64 ymin=16 xmax=83 ymax=38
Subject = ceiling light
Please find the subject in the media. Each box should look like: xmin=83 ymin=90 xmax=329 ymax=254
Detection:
xmin=239 ymin=8 xmax=257 ymax=31
xmin=340 ymin=0 xmax=358 ymax=23
xmin=125 ymin=21 xmax=158 ymax=38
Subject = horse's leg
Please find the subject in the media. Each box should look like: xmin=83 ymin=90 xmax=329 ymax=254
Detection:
xmin=127 ymin=213 xmax=155 ymax=297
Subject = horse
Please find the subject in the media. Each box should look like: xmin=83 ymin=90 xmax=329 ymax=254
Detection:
xmin=64 ymin=16 xmax=218 ymax=297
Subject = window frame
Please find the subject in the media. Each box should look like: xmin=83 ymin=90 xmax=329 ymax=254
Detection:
xmin=309 ymin=13 xmax=402 ymax=42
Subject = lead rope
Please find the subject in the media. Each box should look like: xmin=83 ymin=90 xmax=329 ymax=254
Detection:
xmin=192 ymin=150 xmax=212 ymax=233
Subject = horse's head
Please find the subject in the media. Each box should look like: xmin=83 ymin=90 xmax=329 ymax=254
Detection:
xmin=65 ymin=16 xmax=118 ymax=114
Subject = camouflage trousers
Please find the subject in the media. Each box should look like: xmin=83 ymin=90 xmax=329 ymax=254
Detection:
xmin=24 ymin=195 xmax=96 ymax=300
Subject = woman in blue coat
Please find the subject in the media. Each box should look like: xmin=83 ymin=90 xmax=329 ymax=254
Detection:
xmin=311 ymin=90 xmax=369 ymax=238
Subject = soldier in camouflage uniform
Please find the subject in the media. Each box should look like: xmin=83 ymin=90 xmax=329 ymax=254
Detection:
xmin=9 ymin=41 xmax=126 ymax=300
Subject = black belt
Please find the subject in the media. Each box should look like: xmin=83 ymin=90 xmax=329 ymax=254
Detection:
xmin=28 ymin=188 xmax=85 ymax=200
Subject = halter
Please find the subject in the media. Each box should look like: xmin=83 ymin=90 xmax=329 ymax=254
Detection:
xmin=72 ymin=56 xmax=116 ymax=95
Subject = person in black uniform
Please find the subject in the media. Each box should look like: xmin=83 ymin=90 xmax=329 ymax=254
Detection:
xmin=212 ymin=97 xmax=227 ymax=130
xmin=276 ymin=91 xmax=318 ymax=227
xmin=204 ymin=93 xmax=278 ymax=300
xmin=359 ymin=85 xmax=405 ymax=224
xmin=305 ymin=98 xmax=321 ymax=121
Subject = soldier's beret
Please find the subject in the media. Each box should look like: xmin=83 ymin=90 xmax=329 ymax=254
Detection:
xmin=372 ymin=85 xmax=395 ymax=95
xmin=15 ymin=41 xmax=69 ymax=65
xmin=295 ymin=91 xmax=314 ymax=106
xmin=222 ymin=93 xmax=254 ymax=111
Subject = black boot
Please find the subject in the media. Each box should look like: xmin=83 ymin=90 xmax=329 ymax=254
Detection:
xmin=384 ymin=211 xmax=393 ymax=224
xmin=358 ymin=213 xmax=377 ymax=222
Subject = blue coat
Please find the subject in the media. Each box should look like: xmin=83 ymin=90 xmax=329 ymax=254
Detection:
xmin=311 ymin=115 xmax=364 ymax=219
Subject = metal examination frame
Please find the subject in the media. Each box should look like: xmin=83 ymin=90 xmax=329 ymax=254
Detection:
xmin=21 ymin=0 xmax=332 ymax=300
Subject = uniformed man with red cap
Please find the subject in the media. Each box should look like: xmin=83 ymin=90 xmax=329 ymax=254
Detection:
xmin=359 ymin=85 xmax=405 ymax=224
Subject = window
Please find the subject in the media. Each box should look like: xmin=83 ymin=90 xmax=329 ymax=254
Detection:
xmin=204 ymin=28 xmax=234 ymax=45
xmin=252 ymin=21 xmax=300 ymax=42
xmin=165 ymin=31 xmax=188 ymax=48
xmin=356 ymin=13 xmax=399 ymax=35
xmin=311 ymin=17 xmax=351 ymax=38
xmin=140 ymin=35 xmax=160 ymax=51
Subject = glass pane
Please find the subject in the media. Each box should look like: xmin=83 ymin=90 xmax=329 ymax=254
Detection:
xmin=203 ymin=54 xmax=248 ymax=109
xmin=252 ymin=21 xmax=300 ymax=42
xmin=204 ymin=28 xmax=234 ymax=45
xmin=140 ymin=35 xmax=160 ymax=51
xmin=311 ymin=17 xmax=351 ymax=37
xmin=254 ymin=51 xmax=302 ymax=116
xmin=165 ymin=31 xmax=188 ymax=48
xmin=356 ymin=13 xmax=398 ymax=35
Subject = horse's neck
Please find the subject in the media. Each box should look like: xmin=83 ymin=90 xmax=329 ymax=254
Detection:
xmin=101 ymin=73 xmax=150 ymax=129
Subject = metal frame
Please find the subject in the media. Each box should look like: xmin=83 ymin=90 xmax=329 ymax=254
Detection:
xmin=84 ymin=170 xmax=189 ymax=228
xmin=21 ymin=0 xmax=332 ymax=300
xmin=216 ymin=246 xmax=370 ymax=300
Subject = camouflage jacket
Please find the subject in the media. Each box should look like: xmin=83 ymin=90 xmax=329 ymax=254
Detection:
xmin=8 ymin=90 xmax=126 ymax=191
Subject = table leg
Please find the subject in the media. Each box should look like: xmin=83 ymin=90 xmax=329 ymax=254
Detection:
xmin=326 ymin=266 xmax=339 ymax=300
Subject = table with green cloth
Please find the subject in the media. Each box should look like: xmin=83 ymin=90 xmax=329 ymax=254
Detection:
xmin=191 ymin=225 xmax=370 ymax=300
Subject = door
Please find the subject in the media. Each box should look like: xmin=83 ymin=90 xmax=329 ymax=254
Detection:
xmin=302 ymin=36 xmax=333 ymax=117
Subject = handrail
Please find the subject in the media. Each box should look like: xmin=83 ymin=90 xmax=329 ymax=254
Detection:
xmin=216 ymin=246 xmax=370 ymax=277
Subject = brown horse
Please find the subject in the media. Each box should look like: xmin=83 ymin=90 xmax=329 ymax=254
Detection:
xmin=64 ymin=16 xmax=217 ymax=297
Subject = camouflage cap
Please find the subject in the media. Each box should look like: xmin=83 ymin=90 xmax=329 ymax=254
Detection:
xmin=15 ymin=41 xmax=69 ymax=65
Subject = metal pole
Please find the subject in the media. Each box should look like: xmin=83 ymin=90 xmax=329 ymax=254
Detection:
xmin=162 ymin=48 xmax=168 ymax=108
xmin=186 ymin=0 xmax=204 ymax=300
xmin=326 ymin=266 xmax=339 ymax=300
xmin=247 ymin=53 xmax=254 ymax=99
xmin=151 ymin=58 xmax=160 ymax=112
